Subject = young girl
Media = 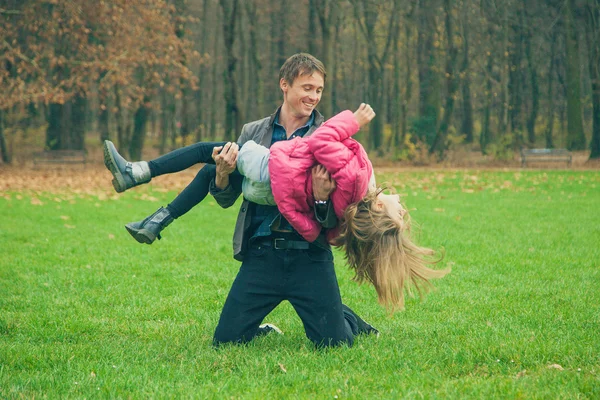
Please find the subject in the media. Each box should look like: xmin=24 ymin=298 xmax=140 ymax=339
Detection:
xmin=104 ymin=104 xmax=449 ymax=310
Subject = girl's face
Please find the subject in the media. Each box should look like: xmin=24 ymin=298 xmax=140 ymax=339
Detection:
xmin=376 ymin=193 xmax=407 ymax=223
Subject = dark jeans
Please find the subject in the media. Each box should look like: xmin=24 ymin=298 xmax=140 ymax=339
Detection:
xmin=147 ymin=141 xmax=240 ymax=219
xmin=213 ymin=241 xmax=365 ymax=348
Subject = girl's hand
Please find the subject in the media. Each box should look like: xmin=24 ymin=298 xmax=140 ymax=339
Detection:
xmin=353 ymin=103 xmax=376 ymax=128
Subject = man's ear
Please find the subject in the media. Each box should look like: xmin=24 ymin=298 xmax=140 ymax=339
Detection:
xmin=280 ymin=78 xmax=288 ymax=93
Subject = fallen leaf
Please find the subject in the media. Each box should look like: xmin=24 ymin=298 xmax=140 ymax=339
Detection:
xmin=278 ymin=363 xmax=287 ymax=373
xmin=60 ymin=215 xmax=70 ymax=220
xmin=548 ymin=364 xmax=564 ymax=370
xmin=64 ymin=224 xmax=76 ymax=229
xmin=108 ymin=234 xmax=115 ymax=239
xmin=516 ymin=370 xmax=526 ymax=378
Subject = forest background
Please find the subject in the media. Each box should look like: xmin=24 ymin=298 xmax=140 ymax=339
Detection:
xmin=1 ymin=0 xmax=599 ymax=165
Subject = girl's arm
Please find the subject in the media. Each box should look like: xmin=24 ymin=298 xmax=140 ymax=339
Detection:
xmin=307 ymin=105 xmax=375 ymax=175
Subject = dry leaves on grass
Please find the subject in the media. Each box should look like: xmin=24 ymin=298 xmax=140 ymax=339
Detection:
xmin=0 ymin=164 xmax=203 ymax=195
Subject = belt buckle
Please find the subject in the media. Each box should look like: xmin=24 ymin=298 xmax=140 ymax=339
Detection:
xmin=274 ymin=238 xmax=285 ymax=250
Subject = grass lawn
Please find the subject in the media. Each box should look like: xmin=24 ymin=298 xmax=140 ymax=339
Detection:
xmin=1 ymin=169 xmax=599 ymax=398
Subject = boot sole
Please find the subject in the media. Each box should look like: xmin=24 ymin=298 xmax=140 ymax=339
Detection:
xmin=103 ymin=141 xmax=127 ymax=193
xmin=125 ymin=224 xmax=156 ymax=244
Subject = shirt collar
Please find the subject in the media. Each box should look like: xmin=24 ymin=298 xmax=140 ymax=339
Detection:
xmin=274 ymin=111 xmax=315 ymax=133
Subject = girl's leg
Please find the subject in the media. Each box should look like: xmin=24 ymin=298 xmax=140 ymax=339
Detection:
xmin=148 ymin=141 xmax=226 ymax=176
xmin=125 ymin=165 xmax=244 ymax=244
xmin=103 ymin=140 xmax=226 ymax=193
xmin=166 ymin=164 xmax=216 ymax=218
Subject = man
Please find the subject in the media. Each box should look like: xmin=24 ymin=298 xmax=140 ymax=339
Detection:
xmin=210 ymin=53 xmax=378 ymax=348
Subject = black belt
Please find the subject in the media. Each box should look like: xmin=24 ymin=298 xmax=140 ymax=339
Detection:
xmin=256 ymin=236 xmax=310 ymax=250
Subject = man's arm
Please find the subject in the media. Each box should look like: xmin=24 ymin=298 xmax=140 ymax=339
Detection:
xmin=312 ymin=165 xmax=338 ymax=228
xmin=209 ymin=141 xmax=242 ymax=208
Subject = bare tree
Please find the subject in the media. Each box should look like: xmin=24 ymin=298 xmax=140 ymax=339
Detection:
xmin=219 ymin=0 xmax=241 ymax=141
xmin=313 ymin=0 xmax=341 ymax=119
xmin=430 ymin=0 xmax=459 ymax=157
xmin=564 ymin=0 xmax=587 ymax=150
xmin=351 ymin=0 xmax=399 ymax=152
xmin=584 ymin=0 xmax=600 ymax=159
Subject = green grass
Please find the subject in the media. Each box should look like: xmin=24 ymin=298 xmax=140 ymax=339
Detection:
xmin=1 ymin=170 xmax=599 ymax=398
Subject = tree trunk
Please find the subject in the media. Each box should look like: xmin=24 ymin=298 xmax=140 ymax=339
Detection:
xmin=160 ymin=89 xmax=171 ymax=154
xmin=129 ymin=96 xmax=150 ymax=161
xmin=430 ymin=0 xmax=458 ymax=157
xmin=391 ymin=20 xmax=402 ymax=151
xmin=525 ymin=30 xmax=539 ymax=145
xmin=208 ymin=5 xmax=221 ymax=140
xmin=545 ymin=29 xmax=557 ymax=149
xmin=245 ymin=0 xmax=264 ymax=119
xmin=315 ymin=0 xmax=339 ymax=119
xmin=99 ymin=89 xmax=110 ymax=143
xmin=46 ymin=103 xmax=70 ymax=150
xmin=352 ymin=0 xmax=398 ymax=152
xmin=565 ymin=0 xmax=587 ymax=150
xmin=114 ymin=85 xmax=128 ymax=151
xmin=175 ymin=0 xmax=191 ymax=143
xmin=460 ymin=5 xmax=474 ymax=143
xmin=308 ymin=0 xmax=318 ymax=55
xmin=498 ymin=8 xmax=510 ymax=138
xmin=402 ymin=23 xmax=412 ymax=140
xmin=585 ymin=1 xmax=600 ymax=159
xmin=508 ymin=8 xmax=524 ymax=135
xmin=332 ymin=18 xmax=342 ymax=114
xmin=70 ymin=91 xmax=86 ymax=150
xmin=195 ymin=0 xmax=210 ymax=142
xmin=0 ymin=109 xmax=11 ymax=164
xmin=220 ymin=0 xmax=241 ymax=141
xmin=417 ymin=2 xmax=439 ymax=146
xmin=481 ymin=23 xmax=495 ymax=154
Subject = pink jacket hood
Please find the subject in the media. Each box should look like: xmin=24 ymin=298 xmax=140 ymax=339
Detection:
xmin=269 ymin=110 xmax=373 ymax=242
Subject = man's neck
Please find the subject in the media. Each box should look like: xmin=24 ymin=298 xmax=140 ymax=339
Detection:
xmin=279 ymin=104 xmax=311 ymax=138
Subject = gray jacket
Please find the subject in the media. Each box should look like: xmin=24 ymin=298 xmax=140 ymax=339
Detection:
xmin=209 ymin=108 xmax=336 ymax=261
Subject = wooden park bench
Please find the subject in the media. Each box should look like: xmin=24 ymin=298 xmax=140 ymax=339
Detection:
xmin=33 ymin=149 xmax=87 ymax=166
xmin=520 ymin=148 xmax=572 ymax=168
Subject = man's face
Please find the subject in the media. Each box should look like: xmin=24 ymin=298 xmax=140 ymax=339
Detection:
xmin=280 ymin=72 xmax=324 ymax=119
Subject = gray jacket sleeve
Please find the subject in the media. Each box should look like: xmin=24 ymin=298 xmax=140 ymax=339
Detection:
xmin=208 ymin=124 xmax=253 ymax=208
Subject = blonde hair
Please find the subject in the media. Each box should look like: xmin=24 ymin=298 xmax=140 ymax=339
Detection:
xmin=333 ymin=189 xmax=450 ymax=311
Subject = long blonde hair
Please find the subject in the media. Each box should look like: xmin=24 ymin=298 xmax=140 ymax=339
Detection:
xmin=333 ymin=189 xmax=450 ymax=311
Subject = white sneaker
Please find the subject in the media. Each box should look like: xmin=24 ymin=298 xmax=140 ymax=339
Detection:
xmin=258 ymin=323 xmax=283 ymax=336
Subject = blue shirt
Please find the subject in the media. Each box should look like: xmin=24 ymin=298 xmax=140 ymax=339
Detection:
xmin=249 ymin=111 xmax=315 ymax=240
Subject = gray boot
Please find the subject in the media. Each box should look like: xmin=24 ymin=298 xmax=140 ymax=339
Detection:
xmin=103 ymin=140 xmax=151 ymax=193
xmin=125 ymin=207 xmax=174 ymax=244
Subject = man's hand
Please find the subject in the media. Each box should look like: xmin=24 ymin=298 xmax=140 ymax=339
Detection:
xmin=353 ymin=103 xmax=376 ymax=128
xmin=212 ymin=142 xmax=239 ymax=189
xmin=312 ymin=164 xmax=336 ymax=201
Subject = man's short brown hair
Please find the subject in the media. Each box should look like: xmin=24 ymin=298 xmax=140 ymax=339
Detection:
xmin=279 ymin=53 xmax=327 ymax=86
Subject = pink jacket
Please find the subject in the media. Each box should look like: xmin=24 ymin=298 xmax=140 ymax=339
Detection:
xmin=269 ymin=110 xmax=373 ymax=242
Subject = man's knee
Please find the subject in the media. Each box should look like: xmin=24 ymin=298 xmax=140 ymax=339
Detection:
xmin=213 ymin=326 xmax=246 ymax=347
xmin=310 ymin=334 xmax=354 ymax=349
